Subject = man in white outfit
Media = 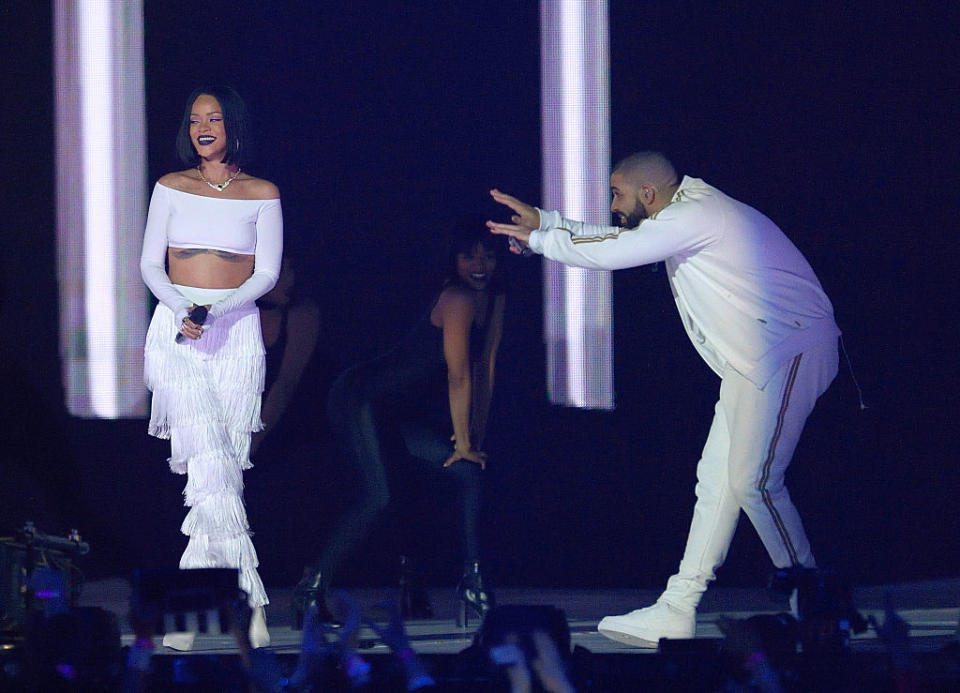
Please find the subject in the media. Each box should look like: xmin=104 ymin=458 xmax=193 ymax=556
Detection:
xmin=487 ymin=152 xmax=840 ymax=647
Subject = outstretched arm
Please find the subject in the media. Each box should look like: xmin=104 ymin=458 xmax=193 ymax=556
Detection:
xmin=489 ymin=187 xmax=715 ymax=270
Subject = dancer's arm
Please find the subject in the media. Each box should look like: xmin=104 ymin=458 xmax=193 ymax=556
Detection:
xmin=252 ymin=299 xmax=320 ymax=456
xmin=437 ymin=288 xmax=487 ymax=469
xmin=471 ymin=293 xmax=505 ymax=450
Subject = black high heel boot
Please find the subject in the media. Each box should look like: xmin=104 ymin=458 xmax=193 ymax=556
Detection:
xmin=398 ymin=555 xmax=434 ymax=620
xmin=456 ymin=560 xmax=494 ymax=627
xmin=291 ymin=566 xmax=333 ymax=630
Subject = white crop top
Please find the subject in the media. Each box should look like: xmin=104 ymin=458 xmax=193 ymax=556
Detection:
xmin=140 ymin=182 xmax=283 ymax=325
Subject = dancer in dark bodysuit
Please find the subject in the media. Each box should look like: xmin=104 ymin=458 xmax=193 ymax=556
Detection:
xmin=295 ymin=218 xmax=505 ymax=626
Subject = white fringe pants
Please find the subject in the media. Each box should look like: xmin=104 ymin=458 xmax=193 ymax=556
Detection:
xmin=144 ymin=286 xmax=269 ymax=608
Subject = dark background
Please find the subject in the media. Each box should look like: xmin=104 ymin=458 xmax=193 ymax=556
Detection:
xmin=2 ymin=1 xmax=958 ymax=593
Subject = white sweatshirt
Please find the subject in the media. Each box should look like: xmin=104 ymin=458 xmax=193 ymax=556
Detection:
xmin=529 ymin=176 xmax=839 ymax=388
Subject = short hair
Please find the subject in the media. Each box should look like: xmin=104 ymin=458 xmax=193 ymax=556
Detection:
xmin=442 ymin=213 xmax=507 ymax=293
xmin=176 ymin=85 xmax=250 ymax=167
xmin=612 ymin=151 xmax=678 ymax=190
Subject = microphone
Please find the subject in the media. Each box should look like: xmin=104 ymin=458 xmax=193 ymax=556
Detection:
xmin=508 ymin=237 xmax=533 ymax=257
xmin=175 ymin=305 xmax=208 ymax=343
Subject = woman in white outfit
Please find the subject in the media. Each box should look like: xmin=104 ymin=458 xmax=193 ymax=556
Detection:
xmin=140 ymin=85 xmax=282 ymax=650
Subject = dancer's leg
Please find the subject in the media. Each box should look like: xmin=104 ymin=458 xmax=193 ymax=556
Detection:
xmin=314 ymin=372 xmax=391 ymax=581
xmin=400 ymin=423 xmax=482 ymax=562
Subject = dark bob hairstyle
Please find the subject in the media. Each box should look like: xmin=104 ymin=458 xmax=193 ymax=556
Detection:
xmin=176 ymin=85 xmax=249 ymax=167
xmin=442 ymin=213 xmax=508 ymax=294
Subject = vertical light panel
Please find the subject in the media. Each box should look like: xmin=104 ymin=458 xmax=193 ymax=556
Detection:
xmin=540 ymin=0 xmax=614 ymax=409
xmin=54 ymin=0 xmax=148 ymax=418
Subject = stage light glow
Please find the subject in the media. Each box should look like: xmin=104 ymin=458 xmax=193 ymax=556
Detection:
xmin=540 ymin=0 xmax=614 ymax=409
xmin=54 ymin=0 xmax=148 ymax=418
xmin=79 ymin=1 xmax=118 ymax=416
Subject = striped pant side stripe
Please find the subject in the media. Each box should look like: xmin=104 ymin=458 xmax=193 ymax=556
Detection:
xmin=757 ymin=354 xmax=803 ymax=567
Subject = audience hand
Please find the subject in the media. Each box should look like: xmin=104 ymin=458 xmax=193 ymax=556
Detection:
xmin=869 ymin=592 xmax=914 ymax=672
xmin=365 ymin=600 xmax=437 ymax=690
xmin=495 ymin=630 xmax=575 ymax=693
xmin=364 ymin=600 xmax=410 ymax=651
xmin=529 ymin=630 xmax=576 ymax=693
xmin=289 ymin=592 xmax=365 ymax=689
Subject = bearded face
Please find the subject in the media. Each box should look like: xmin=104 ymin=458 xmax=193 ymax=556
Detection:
xmin=615 ymin=197 xmax=648 ymax=228
xmin=610 ymin=171 xmax=649 ymax=228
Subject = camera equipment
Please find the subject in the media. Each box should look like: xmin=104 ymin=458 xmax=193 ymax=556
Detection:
xmin=0 ymin=521 xmax=87 ymax=634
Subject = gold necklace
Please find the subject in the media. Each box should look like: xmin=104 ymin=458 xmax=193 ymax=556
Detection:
xmin=197 ymin=166 xmax=241 ymax=192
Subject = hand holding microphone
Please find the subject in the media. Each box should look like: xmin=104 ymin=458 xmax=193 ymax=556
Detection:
xmin=175 ymin=304 xmax=208 ymax=343
xmin=508 ymin=237 xmax=533 ymax=257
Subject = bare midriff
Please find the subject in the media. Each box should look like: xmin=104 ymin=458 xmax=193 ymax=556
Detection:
xmin=168 ymin=247 xmax=254 ymax=289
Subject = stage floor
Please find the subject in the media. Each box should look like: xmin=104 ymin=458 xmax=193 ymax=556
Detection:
xmin=78 ymin=577 xmax=960 ymax=657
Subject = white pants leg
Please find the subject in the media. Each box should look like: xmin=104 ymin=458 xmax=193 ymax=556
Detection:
xmin=145 ymin=290 xmax=269 ymax=608
xmin=661 ymin=338 xmax=838 ymax=611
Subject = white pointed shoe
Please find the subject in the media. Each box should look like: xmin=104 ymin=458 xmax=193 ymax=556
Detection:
xmin=249 ymin=606 xmax=270 ymax=649
xmin=597 ymin=601 xmax=696 ymax=647
xmin=162 ymin=631 xmax=196 ymax=651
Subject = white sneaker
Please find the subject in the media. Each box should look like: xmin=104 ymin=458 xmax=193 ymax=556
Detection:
xmin=597 ymin=601 xmax=696 ymax=647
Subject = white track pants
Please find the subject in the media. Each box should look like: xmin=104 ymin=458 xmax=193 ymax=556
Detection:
xmin=662 ymin=338 xmax=839 ymax=611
